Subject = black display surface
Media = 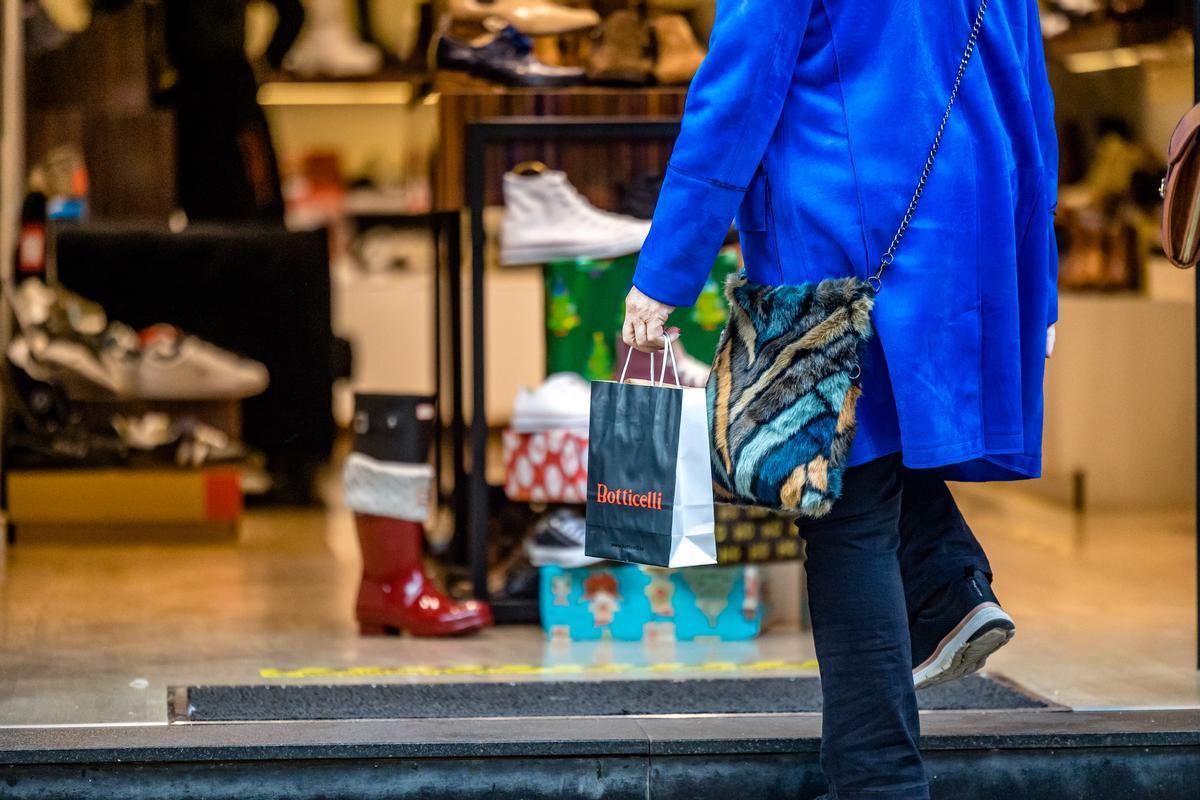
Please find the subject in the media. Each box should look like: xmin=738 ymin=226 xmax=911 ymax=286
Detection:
xmin=53 ymin=223 xmax=336 ymax=467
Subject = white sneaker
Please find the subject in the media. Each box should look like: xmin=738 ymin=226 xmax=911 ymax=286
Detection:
xmin=500 ymin=170 xmax=652 ymax=265
xmin=25 ymin=328 xmax=123 ymax=397
xmin=512 ymin=372 xmax=591 ymax=432
xmin=6 ymin=336 xmax=56 ymax=384
xmin=136 ymin=325 xmax=269 ymax=401
xmin=285 ymin=0 xmax=383 ymax=78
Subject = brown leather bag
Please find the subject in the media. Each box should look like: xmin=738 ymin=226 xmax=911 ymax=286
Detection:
xmin=1162 ymin=103 xmax=1200 ymax=269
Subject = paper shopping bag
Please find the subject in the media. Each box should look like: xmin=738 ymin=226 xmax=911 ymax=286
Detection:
xmin=585 ymin=365 xmax=717 ymax=568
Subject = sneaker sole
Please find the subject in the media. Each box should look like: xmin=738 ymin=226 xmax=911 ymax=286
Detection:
xmin=500 ymin=235 xmax=649 ymax=266
xmin=524 ymin=542 xmax=604 ymax=569
xmin=913 ymin=603 xmax=1015 ymax=691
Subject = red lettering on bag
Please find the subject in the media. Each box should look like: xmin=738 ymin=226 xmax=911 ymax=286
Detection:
xmin=594 ymin=483 xmax=664 ymax=509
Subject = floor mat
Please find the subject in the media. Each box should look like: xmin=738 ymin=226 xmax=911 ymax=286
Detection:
xmin=177 ymin=674 xmax=1051 ymax=722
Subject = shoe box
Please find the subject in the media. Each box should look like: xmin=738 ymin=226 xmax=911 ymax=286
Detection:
xmin=503 ymin=429 xmax=589 ymax=504
xmin=6 ymin=467 xmax=242 ymax=538
xmin=538 ymin=562 xmax=763 ymax=642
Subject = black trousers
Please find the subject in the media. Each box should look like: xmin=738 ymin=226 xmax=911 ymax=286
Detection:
xmin=798 ymin=454 xmax=990 ymax=799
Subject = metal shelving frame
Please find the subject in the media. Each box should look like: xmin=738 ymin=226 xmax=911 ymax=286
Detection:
xmin=455 ymin=117 xmax=681 ymax=622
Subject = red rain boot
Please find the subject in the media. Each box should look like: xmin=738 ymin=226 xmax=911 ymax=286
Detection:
xmin=354 ymin=513 xmax=493 ymax=636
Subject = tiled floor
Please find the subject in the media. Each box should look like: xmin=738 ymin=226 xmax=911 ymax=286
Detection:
xmin=0 ymin=481 xmax=1196 ymax=727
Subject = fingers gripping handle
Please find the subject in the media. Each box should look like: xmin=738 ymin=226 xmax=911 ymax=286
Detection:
xmin=617 ymin=338 xmax=682 ymax=388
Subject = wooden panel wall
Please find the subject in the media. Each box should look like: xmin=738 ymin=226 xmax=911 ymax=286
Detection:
xmin=434 ymin=73 xmax=687 ymax=211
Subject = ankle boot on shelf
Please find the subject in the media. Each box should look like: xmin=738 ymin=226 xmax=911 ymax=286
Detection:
xmin=448 ymin=0 xmax=600 ymax=36
xmin=650 ymin=13 xmax=704 ymax=85
xmin=586 ymin=9 xmax=651 ymax=85
xmin=285 ymin=0 xmax=383 ymax=78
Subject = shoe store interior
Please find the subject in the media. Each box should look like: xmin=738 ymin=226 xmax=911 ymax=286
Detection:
xmin=0 ymin=0 xmax=1196 ymax=748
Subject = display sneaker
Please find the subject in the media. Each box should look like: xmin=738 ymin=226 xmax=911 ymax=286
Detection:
xmin=7 ymin=335 xmax=57 ymax=384
xmin=23 ymin=326 xmax=125 ymax=398
xmin=511 ymin=372 xmax=591 ymax=432
xmin=500 ymin=169 xmax=652 ymax=265
xmin=911 ymin=567 xmax=1016 ymax=690
xmin=524 ymin=508 xmax=603 ymax=568
xmin=114 ymin=412 xmax=251 ymax=468
xmin=136 ymin=324 xmax=269 ymax=401
xmin=617 ymin=338 xmax=711 ymax=387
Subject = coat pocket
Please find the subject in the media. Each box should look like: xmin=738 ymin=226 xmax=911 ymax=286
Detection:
xmin=735 ymin=171 xmax=769 ymax=233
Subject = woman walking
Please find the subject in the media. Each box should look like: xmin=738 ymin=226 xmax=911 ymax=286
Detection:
xmin=622 ymin=1 xmax=1058 ymax=797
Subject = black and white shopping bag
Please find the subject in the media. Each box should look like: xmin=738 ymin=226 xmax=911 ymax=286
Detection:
xmin=584 ymin=341 xmax=717 ymax=568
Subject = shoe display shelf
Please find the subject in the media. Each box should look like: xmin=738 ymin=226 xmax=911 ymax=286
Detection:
xmin=256 ymin=69 xmax=431 ymax=109
xmin=4 ymin=398 xmax=247 ymax=543
xmin=434 ymin=117 xmax=681 ymax=624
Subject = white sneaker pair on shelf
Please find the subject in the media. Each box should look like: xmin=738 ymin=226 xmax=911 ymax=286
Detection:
xmin=500 ymin=168 xmax=652 ymax=266
xmin=5 ymin=278 xmax=269 ymax=401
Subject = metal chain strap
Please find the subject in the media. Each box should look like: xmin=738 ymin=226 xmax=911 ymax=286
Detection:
xmin=869 ymin=0 xmax=990 ymax=293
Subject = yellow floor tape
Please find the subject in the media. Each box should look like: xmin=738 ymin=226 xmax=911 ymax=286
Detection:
xmin=260 ymin=659 xmax=820 ymax=680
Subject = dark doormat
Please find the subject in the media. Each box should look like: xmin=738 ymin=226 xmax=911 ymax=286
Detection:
xmin=175 ymin=674 xmax=1052 ymax=723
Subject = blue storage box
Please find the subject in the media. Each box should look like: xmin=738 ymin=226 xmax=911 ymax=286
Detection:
xmin=539 ymin=563 xmax=763 ymax=642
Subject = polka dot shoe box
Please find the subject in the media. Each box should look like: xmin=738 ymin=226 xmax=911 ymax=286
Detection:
xmin=503 ymin=429 xmax=589 ymax=504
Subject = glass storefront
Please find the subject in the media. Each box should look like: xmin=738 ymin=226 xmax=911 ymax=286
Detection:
xmin=0 ymin=2 xmax=1196 ymax=798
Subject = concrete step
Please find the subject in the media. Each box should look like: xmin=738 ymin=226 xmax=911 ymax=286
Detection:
xmin=0 ymin=709 xmax=1197 ymax=799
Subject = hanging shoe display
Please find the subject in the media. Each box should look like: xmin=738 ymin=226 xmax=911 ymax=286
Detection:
xmin=435 ymin=24 xmax=585 ymax=87
xmin=285 ymin=0 xmax=383 ymax=78
xmin=447 ymin=0 xmax=600 ymax=36
xmin=500 ymin=165 xmax=652 ymax=264
xmin=586 ymin=9 xmax=652 ymax=85
xmin=650 ymin=13 xmax=705 ymax=85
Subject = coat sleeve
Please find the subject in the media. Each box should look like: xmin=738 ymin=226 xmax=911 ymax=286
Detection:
xmin=1027 ymin=0 xmax=1059 ymax=325
xmin=632 ymin=0 xmax=813 ymax=308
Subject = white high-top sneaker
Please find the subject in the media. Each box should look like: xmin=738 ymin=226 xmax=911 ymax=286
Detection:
xmin=285 ymin=0 xmax=383 ymax=79
xmin=500 ymin=170 xmax=653 ymax=265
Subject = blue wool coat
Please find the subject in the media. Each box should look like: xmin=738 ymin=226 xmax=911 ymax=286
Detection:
xmin=633 ymin=0 xmax=1059 ymax=481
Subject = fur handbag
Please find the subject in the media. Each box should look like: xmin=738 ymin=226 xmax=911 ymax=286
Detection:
xmin=708 ymin=275 xmax=874 ymax=516
xmin=705 ymin=0 xmax=988 ymax=517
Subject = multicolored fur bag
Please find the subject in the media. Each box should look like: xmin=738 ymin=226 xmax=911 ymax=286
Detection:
xmin=707 ymin=275 xmax=874 ymax=517
xmin=707 ymin=0 xmax=988 ymax=518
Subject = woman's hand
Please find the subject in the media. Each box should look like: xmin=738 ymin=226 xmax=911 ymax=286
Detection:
xmin=622 ymin=287 xmax=677 ymax=353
